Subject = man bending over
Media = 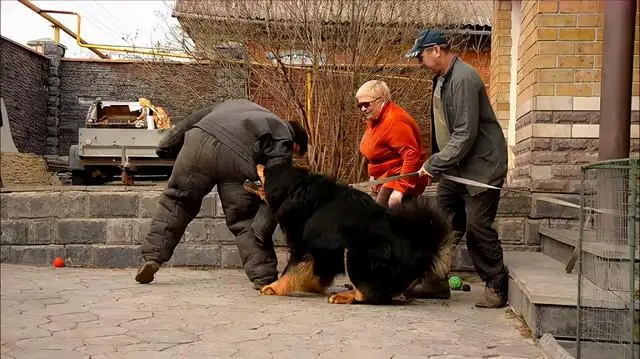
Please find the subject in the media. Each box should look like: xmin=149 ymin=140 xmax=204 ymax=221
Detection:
xmin=135 ymin=99 xmax=308 ymax=290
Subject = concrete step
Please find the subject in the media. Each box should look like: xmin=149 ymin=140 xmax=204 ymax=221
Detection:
xmin=540 ymin=227 xmax=639 ymax=292
xmin=505 ymin=251 xmax=629 ymax=342
xmin=556 ymin=338 xmax=640 ymax=359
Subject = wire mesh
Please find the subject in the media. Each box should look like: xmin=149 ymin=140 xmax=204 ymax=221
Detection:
xmin=576 ymin=158 xmax=640 ymax=359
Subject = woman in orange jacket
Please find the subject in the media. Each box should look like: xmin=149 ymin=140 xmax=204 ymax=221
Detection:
xmin=356 ymin=80 xmax=431 ymax=208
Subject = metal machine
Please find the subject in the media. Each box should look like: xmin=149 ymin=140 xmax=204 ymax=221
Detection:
xmin=68 ymin=98 xmax=175 ymax=185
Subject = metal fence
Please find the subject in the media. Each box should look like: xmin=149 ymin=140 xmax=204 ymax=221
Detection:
xmin=576 ymin=158 xmax=640 ymax=359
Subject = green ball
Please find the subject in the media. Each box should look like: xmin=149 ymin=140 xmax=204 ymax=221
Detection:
xmin=448 ymin=275 xmax=462 ymax=290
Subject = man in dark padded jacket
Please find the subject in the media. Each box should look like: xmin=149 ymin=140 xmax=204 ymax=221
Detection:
xmin=135 ymin=99 xmax=309 ymax=289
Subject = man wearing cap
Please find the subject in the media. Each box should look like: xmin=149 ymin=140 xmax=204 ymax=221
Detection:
xmin=403 ymin=29 xmax=509 ymax=309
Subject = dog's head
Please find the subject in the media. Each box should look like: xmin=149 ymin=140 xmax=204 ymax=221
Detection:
xmin=261 ymin=163 xmax=309 ymax=212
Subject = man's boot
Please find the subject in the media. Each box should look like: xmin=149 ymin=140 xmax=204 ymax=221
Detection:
xmin=135 ymin=260 xmax=161 ymax=284
xmin=403 ymin=229 xmax=462 ymax=300
xmin=403 ymin=273 xmax=451 ymax=300
xmin=475 ymin=286 xmax=507 ymax=308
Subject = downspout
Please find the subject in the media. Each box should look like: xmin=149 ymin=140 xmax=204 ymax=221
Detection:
xmin=598 ymin=0 xmax=637 ymax=160
xmin=590 ymin=7 xmax=637 ymax=358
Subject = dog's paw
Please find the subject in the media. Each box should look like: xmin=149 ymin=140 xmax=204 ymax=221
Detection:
xmin=260 ymin=284 xmax=278 ymax=296
xmin=328 ymin=290 xmax=356 ymax=304
xmin=325 ymin=285 xmax=353 ymax=296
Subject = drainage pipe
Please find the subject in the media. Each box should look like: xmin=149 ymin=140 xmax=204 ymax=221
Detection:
xmin=598 ymin=0 xmax=637 ymax=160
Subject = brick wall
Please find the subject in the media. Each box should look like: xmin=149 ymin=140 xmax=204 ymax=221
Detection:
xmin=57 ymin=59 xmax=245 ymax=156
xmin=0 ymin=37 xmax=49 ymax=155
xmin=460 ymin=49 xmax=492 ymax=95
xmin=517 ymin=0 xmax=639 ymax=103
xmin=510 ymin=0 xmax=640 ymax=193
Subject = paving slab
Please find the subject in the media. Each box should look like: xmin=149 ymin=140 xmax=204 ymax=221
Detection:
xmin=1 ymin=264 xmax=547 ymax=359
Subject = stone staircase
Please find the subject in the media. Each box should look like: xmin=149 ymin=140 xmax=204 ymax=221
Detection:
xmin=506 ymin=217 xmax=638 ymax=358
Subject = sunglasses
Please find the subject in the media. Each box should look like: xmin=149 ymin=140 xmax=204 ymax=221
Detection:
xmin=357 ymin=97 xmax=382 ymax=109
xmin=416 ymin=45 xmax=439 ymax=62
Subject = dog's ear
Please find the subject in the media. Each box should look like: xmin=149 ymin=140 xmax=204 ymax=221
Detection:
xmin=256 ymin=164 xmax=265 ymax=183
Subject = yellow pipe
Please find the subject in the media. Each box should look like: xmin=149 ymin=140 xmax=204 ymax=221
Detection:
xmin=306 ymin=70 xmax=312 ymax=126
xmin=53 ymin=10 xmax=428 ymax=83
xmin=19 ymin=0 xmax=191 ymax=59
xmin=18 ymin=0 xmax=109 ymax=58
xmin=41 ymin=9 xmax=195 ymax=59
xmin=53 ymin=26 xmax=60 ymax=43
xmin=20 ymin=0 xmax=430 ymax=83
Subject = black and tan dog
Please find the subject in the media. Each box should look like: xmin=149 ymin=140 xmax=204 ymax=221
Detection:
xmin=249 ymin=163 xmax=454 ymax=305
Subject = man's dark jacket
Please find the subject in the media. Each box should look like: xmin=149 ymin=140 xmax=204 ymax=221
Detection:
xmin=424 ymin=56 xmax=508 ymax=196
xmin=157 ymin=99 xmax=295 ymax=171
xmin=143 ymin=99 xmax=295 ymax=283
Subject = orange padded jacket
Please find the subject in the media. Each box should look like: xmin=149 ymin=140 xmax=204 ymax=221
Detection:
xmin=359 ymin=101 xmax=431 ymax=196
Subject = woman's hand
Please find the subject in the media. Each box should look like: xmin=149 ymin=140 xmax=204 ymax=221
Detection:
xmin=388 ymin=190 xmax=403 ymax=207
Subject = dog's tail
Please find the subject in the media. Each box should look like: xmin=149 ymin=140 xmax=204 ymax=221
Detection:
xmin=388 ymin=199 xmax=455 ymax=280
xmin=430 ymin=225 xmax=456 ymax=280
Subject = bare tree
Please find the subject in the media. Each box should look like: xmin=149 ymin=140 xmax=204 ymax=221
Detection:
xmin=129 ymin=0 xmax=492 ymax=184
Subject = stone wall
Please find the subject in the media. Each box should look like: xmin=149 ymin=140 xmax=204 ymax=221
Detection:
xmin=0 ymin=37 xmax=49 ymax=155
xmin=514 ymin=108 xmax=640 ymax=193
xmin=57 ymin=59 xmax=245 ymax=156
xmin=36 ymin=40 xmax=66 ymax=156
xmin=1 ymin=37 xmax=247 ymax=158
xmin=0 ymin=187 xmax=534 ymax=270
xmin=0 ymin=188 xmax=244 ymax=268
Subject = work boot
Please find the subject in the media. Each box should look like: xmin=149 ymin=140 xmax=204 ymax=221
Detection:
xmin=475 ymin=286 xmax=507 ymax=308
xmin=135 ymin=260 xmax=161 ymax=284
xmin=403 ymin=277 xmax=451 ymax=300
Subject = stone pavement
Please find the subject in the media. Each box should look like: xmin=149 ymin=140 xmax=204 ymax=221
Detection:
xmin=1 ymin=264 xmax=547 ymax=359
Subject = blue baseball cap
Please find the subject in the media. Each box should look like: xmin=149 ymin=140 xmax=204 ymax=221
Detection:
xmin=405 ymin=29 xmax=448 ymax=58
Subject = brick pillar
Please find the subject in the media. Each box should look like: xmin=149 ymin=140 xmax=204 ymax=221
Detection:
xmin=490 ymin=0 xmax=518 ymax=183
xmin=510 ymin=0 xmax=640 ymax=194
xmin=490 ymin=1 xmax=513 ymax=135
xmin=28 ymin=38 xmax=66 ymax=156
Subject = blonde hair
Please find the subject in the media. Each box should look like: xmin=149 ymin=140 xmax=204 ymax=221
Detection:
xmin=356 ymin=80 xmax=391 ymax=101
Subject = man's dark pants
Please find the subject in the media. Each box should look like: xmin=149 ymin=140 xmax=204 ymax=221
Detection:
xmin=436 ymin=178 xmax=508 ymax=296
xmin=139 ymin=127 xmax=278 ymax=285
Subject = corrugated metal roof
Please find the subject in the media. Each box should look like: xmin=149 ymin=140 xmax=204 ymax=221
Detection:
xmin=174 ymin=0 xmax=493 ymax=27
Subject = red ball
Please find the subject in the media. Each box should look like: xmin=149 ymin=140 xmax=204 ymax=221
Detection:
xmin=52 ymin=257 xmax=65 ymax=268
